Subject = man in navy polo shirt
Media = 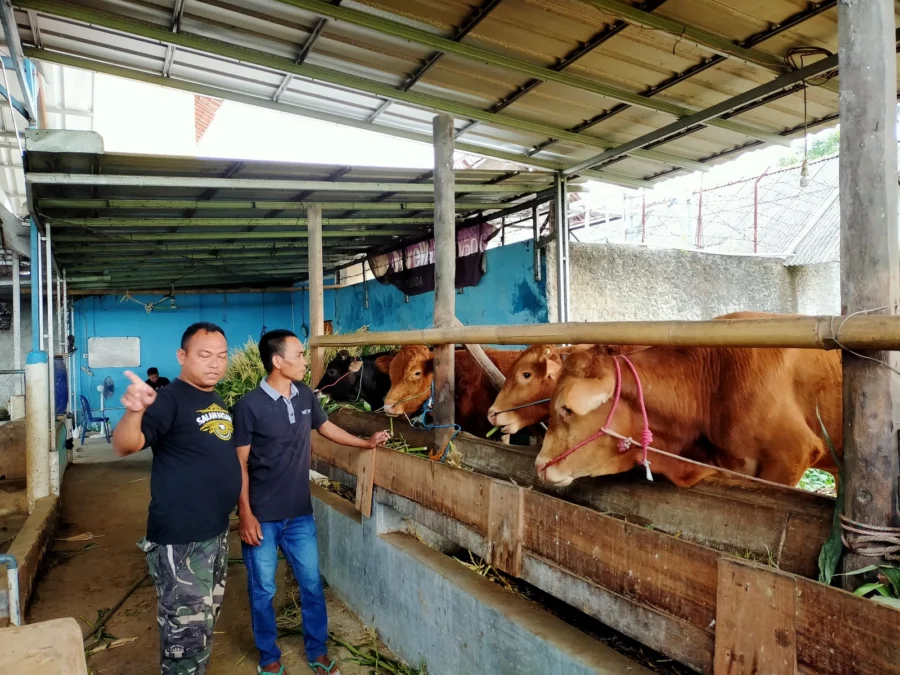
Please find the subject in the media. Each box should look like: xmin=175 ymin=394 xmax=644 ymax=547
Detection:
xmin=233 ymin=329 xmax=389 ymax=675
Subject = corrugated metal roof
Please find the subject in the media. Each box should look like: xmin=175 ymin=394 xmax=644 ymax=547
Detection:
xmin=24 ymin=131 xmax=578 ymax=291
xmin=10 ymin=0 xmax=895 ymax=188
xmin=787 ymin=193 xmax=839 ymax=266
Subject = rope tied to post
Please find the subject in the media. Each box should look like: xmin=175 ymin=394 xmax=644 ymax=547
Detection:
xmin=409 ymin=381 xmax=460 ymax=464
xmin=840 ymin=514 xmax=900 ymax=561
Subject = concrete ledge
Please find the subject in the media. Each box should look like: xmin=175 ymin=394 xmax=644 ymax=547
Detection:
xmin=0 ymin=617 xmax=88 ymax=674
xmin=5 ymin=495 xmax=59 ymax=614
xmin=312 ymin=486 xmax=650 ymax=675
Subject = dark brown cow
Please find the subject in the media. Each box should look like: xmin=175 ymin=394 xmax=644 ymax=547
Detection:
xmin=535 ymin=312 xmax=843 ymax=488
xmin=382 ymin=345 xmax=522 ymax=437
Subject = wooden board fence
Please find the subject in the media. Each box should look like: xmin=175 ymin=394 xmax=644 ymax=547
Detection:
xmin=331 ymin=409 xmax=833 ymax=576
xmin=311 ymin=430 xmax=900 ymax=675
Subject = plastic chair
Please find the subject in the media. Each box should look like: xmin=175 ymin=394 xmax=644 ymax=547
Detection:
xmin=79 ymin=395 xmax=110 ymax=444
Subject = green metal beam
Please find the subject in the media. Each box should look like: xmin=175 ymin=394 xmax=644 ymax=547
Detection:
xmin=52 ymin=230 xmax=410 ymax=242
xmin=271 ymin=0 xmax=786 ymax=147
xmin=57 ymin=243 xmax=315 ymax=253
xmin=49 ymin=217 xmax=435 ymax=227
xmin=38 ymin=199 xmax=513 ymax=211
xmin=28 ymin=173 xmax=561 ymax=194
xmin=15 ymin=2 xmax=709 ymax=172
xmin=22 ymin=48 xmax=653 ymax=188
xmin=577 ymin=0 xmax=839 ymax=94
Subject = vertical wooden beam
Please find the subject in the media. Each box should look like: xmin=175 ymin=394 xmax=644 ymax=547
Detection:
xmin=308 ymin=203 xmax=325 ymax=386
xmin=714 ymin=558 xmax=797 ymax=675
xmin=432 ymin=114 xmax=456 ymax=451
xmin=355 ymin=447 xmax=377 ymax=518
xmin=838 ymin=0 xmax=900 ymax=587
xmin=487 ymin=480 xmax=524 ymax=576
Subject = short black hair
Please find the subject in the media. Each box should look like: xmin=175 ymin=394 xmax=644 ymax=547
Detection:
xmin=259 ymin=329 xmax=299 ymax=373
xmin=147 ymin=367 xmax=159 ymax=376
xmin=180 ymin=322 xmax=226 ymax=351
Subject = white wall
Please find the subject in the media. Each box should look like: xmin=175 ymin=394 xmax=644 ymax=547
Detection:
xmin=789 ymin=263 xmax=841 ymax=315
xmin=546 ymin=243 xmax=839 ymax=322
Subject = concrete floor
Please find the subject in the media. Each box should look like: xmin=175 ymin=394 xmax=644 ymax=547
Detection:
xmin=28 ymin=443 xmax=401 ymax=675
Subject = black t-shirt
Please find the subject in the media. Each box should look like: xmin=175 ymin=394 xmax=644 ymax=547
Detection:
xmin=232 ymin=380 xmax=327 ymax=522
xmin=141 ymin=378 xmax=241 ymax=545
xmin=146 ymin=376 xmax=171 ymax=390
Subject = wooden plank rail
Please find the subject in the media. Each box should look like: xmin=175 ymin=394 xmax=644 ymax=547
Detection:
xmin=309 ymin=314 xmax=900 ymax=350
xmin=311 ymin=430 xmax=900 ymax=675
xmin=331 ymin=409 xmax=833 ymax=577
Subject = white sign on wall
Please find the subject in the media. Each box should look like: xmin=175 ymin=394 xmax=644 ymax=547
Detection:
xmin=87 ymin=337 xmax=141 ymax=369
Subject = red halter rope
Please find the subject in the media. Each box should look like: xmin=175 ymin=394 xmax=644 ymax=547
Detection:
xmin=543 ymin=355 xmax=654 ymax=481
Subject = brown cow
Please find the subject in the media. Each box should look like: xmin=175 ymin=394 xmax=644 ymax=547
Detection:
xmin=487 ymin=344 xmax=646 ymax=435
xmin=383 ymin=345 xmax=523 ymax=437
xmin=488 ymin=314 xmax=757 ymax=435
xmin=535 ymin=314 xmax=843 ymax=488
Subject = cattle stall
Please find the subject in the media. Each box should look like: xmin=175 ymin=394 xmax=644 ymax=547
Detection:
xmin=3 ymin=0 xmax=900 ymax=673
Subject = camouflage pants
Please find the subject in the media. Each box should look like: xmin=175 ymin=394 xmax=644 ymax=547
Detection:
xmin=138 ymin=531 xmax=229 ymax=675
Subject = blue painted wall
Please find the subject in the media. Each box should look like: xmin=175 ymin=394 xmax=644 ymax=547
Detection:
xmin=73 ymin=241 xmax=546 ymax=427
xmin=332 ymin=241 xmax=547 ymax=333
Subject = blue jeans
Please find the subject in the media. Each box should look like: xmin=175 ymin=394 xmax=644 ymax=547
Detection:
xmin=243 ymin=515 xmax=328 ymax=667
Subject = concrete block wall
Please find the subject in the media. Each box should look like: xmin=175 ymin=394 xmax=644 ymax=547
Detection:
xmin=312 ymin=485 xmax=648 ymax=675
xmin=546 ymin=243 xmax=839 ymax=321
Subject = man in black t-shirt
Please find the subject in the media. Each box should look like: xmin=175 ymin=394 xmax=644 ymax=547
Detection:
xmin=112 ymin=322 xmax=239 ymax=675
xmin=233 ymin=330 xmax=389 ymax=675
xmin=144 ymin=367 xmax=171 ymax=390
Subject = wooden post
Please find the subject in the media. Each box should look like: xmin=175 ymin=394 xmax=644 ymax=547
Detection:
xmin=838 ymin=0 xmax=900 ymax=587
xmin=554 ymin=173 xmax=569 ymax=323
xmin=432 ymin=114 xmax=456 ymax=452
xmin=308 ymin=203 xmax=325 ymax=386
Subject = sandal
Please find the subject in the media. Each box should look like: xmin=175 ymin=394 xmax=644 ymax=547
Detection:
xmin=308 ymin=658 xmax=341 ymax=674
xmin=257 ymin=666 xmax=285 ymax=675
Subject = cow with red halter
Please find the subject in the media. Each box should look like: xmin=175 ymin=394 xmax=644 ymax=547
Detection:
xmin=486 ymin=344 xmax=645 ymax=436
xmin=535 ymin=312 xmax=844 ymax=488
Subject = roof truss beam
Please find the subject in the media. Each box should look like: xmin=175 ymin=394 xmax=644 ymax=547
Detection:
xmin=14 ymin=1 xmax=711 ymax=171
xmin=38 ymin=198 xmax=520 ymax=212
xmin=527 ymin=0 xmax=838 ymax=158
xmin=0 ymin=0 xmax=36 ymax=121
xmin=269 ymin=0 xmax=785 ymax=146
xmin=577 ymin=0 xmax=838 ymax=95
xmin=565 ymin=52 xmax=839 ymax=175
xmin=22 ymin=47 xmax=652 ymax=189
xmin=26 ymin=173 xmax=583 ymax=194
xmin=272 ymin=0 xmax=341 ymax=102
xmin=161 ymin=0 xmax=186 ymax=78
xmin=367 ymin=0 xmax=501 ymax=123
xmin=456 ymin=0 xmax=668 ymax=141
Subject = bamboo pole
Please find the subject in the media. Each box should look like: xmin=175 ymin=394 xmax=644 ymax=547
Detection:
xmin=308 ymin=203 xmax=325 ymax=386
xmin=433 ymin=114 xmax=456 ymax=451
xmin=837 ymin=0 xmax=900 ymax=589
xmin=309 ymin=315 xmax=900 ymax=351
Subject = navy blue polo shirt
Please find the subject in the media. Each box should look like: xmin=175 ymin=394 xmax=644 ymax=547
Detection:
xmin=232 ymin=379 xmax=328 ymax=522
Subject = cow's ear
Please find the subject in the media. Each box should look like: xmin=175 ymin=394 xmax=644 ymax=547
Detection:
xmin=338 ymin=349 xmax=350 ymax=359
xmin=561 ymin=375 xmax=615 ymax=417
xmin=348 ymin=359 xmax=363 ymax=373
xmin=545 ymin=358 xmax=561 ymax=380
xmin=374 ymin=355 xmax=393 ymax=374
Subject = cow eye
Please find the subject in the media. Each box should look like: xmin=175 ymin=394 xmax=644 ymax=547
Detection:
xmin=560 ymin=405 xmax=573 ymax=417
xmin=326 ymin=369 xmax=336 ymax=377
xmin=414 ymin=370 xmax=422 ymax=377
xmin=522 ymin=371 xmax=531 ymax=380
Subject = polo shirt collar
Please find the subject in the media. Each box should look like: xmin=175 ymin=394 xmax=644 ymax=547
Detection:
xmin=260 ymin=378 xmax=299 ymax=401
